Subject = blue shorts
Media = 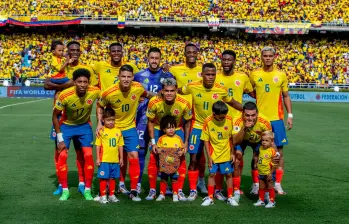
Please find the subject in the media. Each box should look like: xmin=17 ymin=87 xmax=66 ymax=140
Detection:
xmin=50 ymin=77 xmax=70 ymax=84
xmin=160 ymin=172 xmax=179 ymax=180
xmin=188 ymin=128 xmax=204 ymax=154
xmin=271 ymin=120 xmax=288 ymax=147
xmin=259 ymin=174 xmax=276 ymax=182
xmin=97 ymin=162 xmax=120 ymax=179
xmin=61 ymin=123 xmax=93 ymax=149
xmin=235 ymin=141 xmax=261 ymax=154
xmin=137 ymin=122 xmax=149 ymax=148
xmin=210 ymin=162 xmax=234 ymax=175
xmin=122 ymin=128 xmax=140 ymax=152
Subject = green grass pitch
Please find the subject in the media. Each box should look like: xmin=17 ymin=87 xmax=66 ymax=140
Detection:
xmin=0 ymin=98 xmax=348 ymax=224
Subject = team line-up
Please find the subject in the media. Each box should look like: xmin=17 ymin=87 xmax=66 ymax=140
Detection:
xmin=46 ymin=40 xmax=293 ymax=208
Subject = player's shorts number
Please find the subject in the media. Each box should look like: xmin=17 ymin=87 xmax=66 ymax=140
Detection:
xmin=114 ymin=77 xmax=119 ymax=84
xmin=265 ymin=84 xmax=270 ymax=92
xmin=76 ymin=108 xmax=85 ymax=116
xmin=203 ymin=101 xmax=209 ymax=110
xmin=122 ymin=104 xmax=130 ymax=112
xmin=149 ymin=85 xmax=158 ymax=92
xmin=109 ymin=138 xmax=116 ymax=147
xmin=228 ymin=88 xmax=233 ymax=97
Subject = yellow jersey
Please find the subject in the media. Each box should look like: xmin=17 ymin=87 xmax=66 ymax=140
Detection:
xmin=146 ymin=95 xmax=192 ymax=130
xmin=95 ymin=127 xmax=124 ymax=163
xmin=201 ymin=115 xmax=233 ymax=163
xmin=170 ymin=64 xmax=202 ymax=105
xmin=257 ymin=146 xmax=277 ymax=175
xmin=157 ymin=134 xmax=184 ymax=149
xmin=216 ymin=71 xmax=253 ymax=117
xmin=49 ymin=55 xmax=66 ymax=79
xmin=231 ymin=114 xmax=272 ymax=143
xmin=55 ymin=86 xmax=100 ymax=125
xmin=250 ymin=68 xmax=288 ymax=121
xmin=182 ymin=80 xmax=233 ymax=129
xmin=99 ymin=82 xmax=146 ymax=131
xmin=66 ymin=63 xmax=99 ymax=87
xmin=93 ymin=61 xmax=139 ymax=91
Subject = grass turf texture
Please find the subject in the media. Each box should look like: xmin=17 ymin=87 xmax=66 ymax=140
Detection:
xmin=0 ymin=98 xmax=348 ymax=224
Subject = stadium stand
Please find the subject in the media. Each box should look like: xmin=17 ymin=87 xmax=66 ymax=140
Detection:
xmin=1 ymin=0 xmax=348 ymax=24
xmin=0 ymin=31 xmax=348 ymax=84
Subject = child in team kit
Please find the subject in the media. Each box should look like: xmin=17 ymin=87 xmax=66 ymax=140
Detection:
xmin=201 ymin=101 xmax=238 ymax=207
xmin=95 ymin=108 xmax=124 ymax=204
xmin=155 ymin=116 xmax=184 ymax=202
xmin=49 ymin=40 xmax=73 ymax=102
xmin=254 ymin=131 xmax=278 ymax=208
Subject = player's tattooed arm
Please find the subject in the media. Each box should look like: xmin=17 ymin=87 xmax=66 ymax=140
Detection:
xmin=282 ymin=91 xmax=293 ymax=130
xmin=226 ymin=98 xmax=243 ymax=111
xmin=183 ymin=119 xmax=191 ymax=153
xmin=95 ymin=104 xmax=104 ymax=137
xmin=232 ymin=125 xmax=249 ymax=146
xmin=147 ymin=119 xmax=158 ymax=154
xmin=52 ymin=108 xmax=66 ymax=153
xmin=44 ymin=78 xmax=74 ymax=91
xmin=145 ymin=91 xmax=157 ymax=99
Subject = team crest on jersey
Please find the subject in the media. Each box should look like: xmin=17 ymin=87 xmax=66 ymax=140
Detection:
xmin=131 ymin=94 xmax=137 ymax=101
xmin=264 ymin=154 xmax=270 ymax=159
xmin=224 ymin=126 xmax=229 ymax=131
xmin=189 ymin=145 xmax=195 ymax=150
xmin=273 ymin=77 xmax=279 ymax=83
xmin=235 ymin=80 xmax=241 ymax=86
xmin=212 ymin=93 xmax=219 ymax=100
xmin=234 ymin=126 xmax=240 ymax=132
xmin=144 ymin=78 xmax=149 ymax=84
xmin=197 ymin=72 xmax=202 ymax=77
xmin=100 ymin=171 xmax=105 ymax=176
xmin=173 ymin=109 xmax=180 ymax=115
xmin=86 ymin=99 xmax=93 ymax=105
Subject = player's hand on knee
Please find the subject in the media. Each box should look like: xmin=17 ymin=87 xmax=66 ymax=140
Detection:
xmin=57 ymin=142 xmax=67 ymax=153
xmin=230 ymin=153 xmax=235 ymax=163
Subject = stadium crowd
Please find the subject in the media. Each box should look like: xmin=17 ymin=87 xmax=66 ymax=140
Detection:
xmin=1 ymin=0 xmax=348 ymax=24
xmin=1 ymin=31 xmax=348 ymax=85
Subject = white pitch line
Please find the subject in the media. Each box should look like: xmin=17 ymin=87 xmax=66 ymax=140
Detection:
xmin=0 ymin=98 xmax=50 ymax=110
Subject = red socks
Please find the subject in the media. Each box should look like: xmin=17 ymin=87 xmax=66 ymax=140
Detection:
xmin=208 ymin=185 xmax=214 ymax=199
xmin=147 ymin=152 xmax=158 ymax=189
xmin=215 ymin=172 xmax=224 ymax=191
xmin=54 ymin=149 xmax=60 ymax=184
xmin=188 ymin=170 xmax=199 ymax=191
xmin=233 ymin=176 xmax=241 ymax=191
xmin=57 ymin=150 xmax=68 ymax=188
xmin=172 ymin=181 xmax=179 ymax=194
xmin=252 ymin=170 xmax=259 ymax=184
xmin=227 ymin=187 xmax=233 ymax=198
xmin=99 ymin=179 xmax=107 ymax=196
xmin=82 ymin=147 xmax=94 ymax=188
xmin=160 ymin=181 xmax=167 ymax=195
xmin=75 ymin=149 xmax=85 ymax=183
xmin=109 ymin=179 xmax=116 ymax=196
xmin=258 ymin=189 xmax=265 ymax=201
xmin=276 ymin=169 xmax=284 ymax=183
xmin=178 ymin=156 xmax=186 ymax=190
xmin=269 ymin=188 xmax=275 ymax=202
xmin=128 ymin=157 xmax=140 ymax=190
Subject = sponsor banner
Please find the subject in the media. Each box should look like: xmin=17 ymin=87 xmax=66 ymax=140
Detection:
xmin=0 ymin=87 xmax=7 ymax=97
xmin=208 ymin=17 xmax=220 ymax=27
xmin=242 ymin=91 xmax=349 ymax=102
xmin=7 ymin=87 xmax=55 ymax=98
xmin=244 ymin=21 xmax=311 ymax=35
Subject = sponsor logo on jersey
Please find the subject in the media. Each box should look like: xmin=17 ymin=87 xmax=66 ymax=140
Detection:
xmin=131 ymin=94 xmax=137 ymax=101
xmin=71 ymin=103 xmax=76 ymax=108
xmin=196 ymin=93 xmax=202 ymax=98
xmin=235 ymin=80 xmax=241 ymax=86
xmin=144 ymin=78 xmax=149 ymax=84
xmin=211 ymin=128 xmax=215 ymax=132
xmin=104 ymin=134 xmax=108 ymax=137
xmin=212 ymin=93 xmax=219 ymax=100
xmin=136 ymin=145 xmax=140 ymax=149
xmin=258 ymin=78 xmax=263 ymax=82
xmin=220 ymin=82 xmax=225 ymax=86
xmin=86 ymin=99 xmax=93 ymax=105
xmin=159 ymin=110 xmax=164 ymax=113
xmin=181 ymin=73 xmax=187 ymax=77
xmin=273 ymin=77 xmax=279 ymax=83
xmin=106 ymin=69 xmax=111 ymax=73
xmin=116 ymin=99 xmax=121 ymax=103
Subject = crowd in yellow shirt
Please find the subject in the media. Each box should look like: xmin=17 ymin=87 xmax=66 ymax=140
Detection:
xmin=0 ymin=32 xmax=348 ymax=85
xmin=1 ymin=0 xmax=348 ymax=24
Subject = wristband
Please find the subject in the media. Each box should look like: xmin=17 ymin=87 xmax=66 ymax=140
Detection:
xmin=288 ymin=113 xmax=293 ymax=118
xmin=151 ymin=139 xmax=156 ymax=145
xmin=57 ymin=133 xmax=64 ymax=143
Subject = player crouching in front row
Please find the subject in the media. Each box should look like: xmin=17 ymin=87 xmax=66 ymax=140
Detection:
xmin=200 ymin=101 xmax=238 ymax=207
xmin=254 ymin=131 xmax=278 ymax=208
xmin=95 ymin=108 xmax=124 ymax=204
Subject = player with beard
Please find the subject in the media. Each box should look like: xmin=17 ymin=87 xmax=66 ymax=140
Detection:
xmin=133 ymin=47 xmax=174 ymax=194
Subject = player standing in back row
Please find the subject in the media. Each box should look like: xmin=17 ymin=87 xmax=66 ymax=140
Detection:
xmin=250 ymin=47 xmax=293 ymax=195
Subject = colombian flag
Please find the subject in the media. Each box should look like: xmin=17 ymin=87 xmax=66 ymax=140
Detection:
xmin=0 ymin=16 xmax=7 ymax=26
xmin=118 ymin=16 xmax=125 ymax=29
